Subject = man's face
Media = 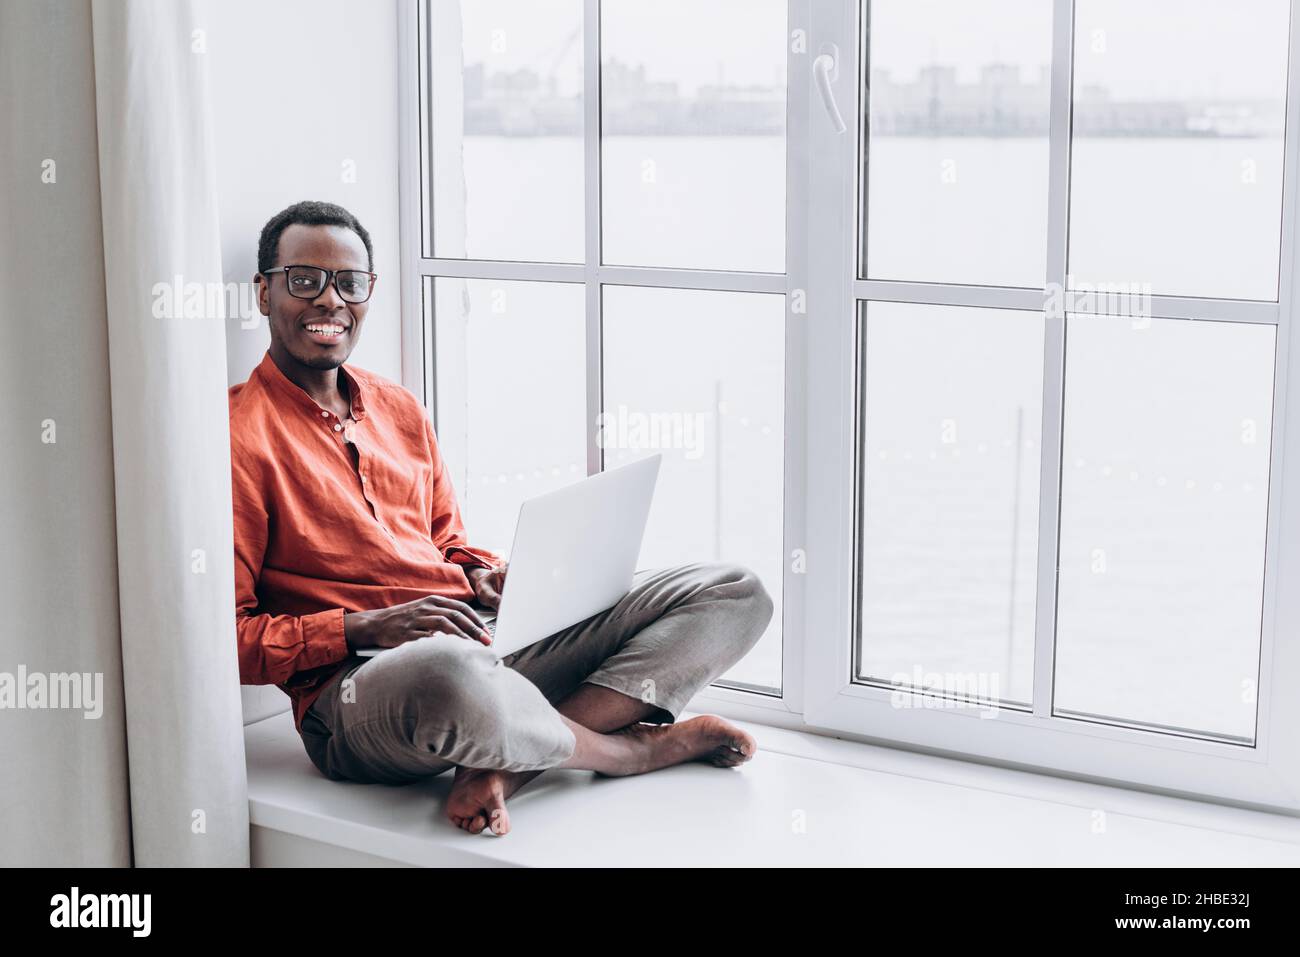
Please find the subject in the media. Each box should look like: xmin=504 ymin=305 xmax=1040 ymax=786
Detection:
xmin=258 ymin=223 xmax=374 ymax=371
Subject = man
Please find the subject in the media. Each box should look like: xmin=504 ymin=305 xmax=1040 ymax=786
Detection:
xmin=230 ymin=200 xmax=773 ymax=836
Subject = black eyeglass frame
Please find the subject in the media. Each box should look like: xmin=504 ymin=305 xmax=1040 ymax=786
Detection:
xmin=261 ymin=264 xmax=379 ymax=304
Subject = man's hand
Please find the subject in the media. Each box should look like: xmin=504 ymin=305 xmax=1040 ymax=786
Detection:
xmin=344 ymin=594 xmax=493 ymax=652
xmin=465 ymin=564 xmax=508 ymax=610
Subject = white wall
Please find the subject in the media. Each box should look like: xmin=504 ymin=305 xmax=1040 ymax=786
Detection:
xmin=208 ymin=0 xmax=404 ymax=388
xmin=206 ymin=0 xmax=405 ymax=722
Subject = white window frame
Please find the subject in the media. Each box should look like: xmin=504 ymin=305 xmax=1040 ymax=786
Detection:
xmin=398 ymin=0 xmax=1300 ymax=812
xmin=802 ymin=0 xmax=1300 ymax=812
xmin=396 ymin=0 xmax=809 ymax=712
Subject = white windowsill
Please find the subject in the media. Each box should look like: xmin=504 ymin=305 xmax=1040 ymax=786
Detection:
xmin=244 ymin=708 xmax=1300 ymax=867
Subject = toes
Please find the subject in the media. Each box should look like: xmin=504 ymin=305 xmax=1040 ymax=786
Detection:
xmin=457 ymin=807 xmax=509 ymax=836
xmin=706 ymin=741 xmax=754 ymax=767
xmin=448 ymin=772 xmax=513 ymax=837
xmin=727 ymin=732 xmax=756 ymax=757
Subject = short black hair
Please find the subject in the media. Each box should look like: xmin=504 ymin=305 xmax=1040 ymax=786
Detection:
xmin=257 ymin=200 xmax=374 ymax=274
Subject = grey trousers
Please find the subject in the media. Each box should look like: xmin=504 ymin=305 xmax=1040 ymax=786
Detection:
xmin=299 ymin=562 xmax=774 ymax=785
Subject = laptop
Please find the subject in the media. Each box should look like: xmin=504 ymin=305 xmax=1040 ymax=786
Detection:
xmin=356 ymin=454 xmax=662 ymax=660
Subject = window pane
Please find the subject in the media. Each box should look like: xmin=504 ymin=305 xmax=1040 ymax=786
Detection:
xmin=856 ymin=303 xmax=1044 ymax=707
xmin=432 ymin=278 xmax=587 ymax=554
xmin=601 ymin=0 xmax=786 ymax=272
xmin=428 ymin=0 xmax=584 ymax=262
xmin=1069 ymin=0 xmax=1290 ymax=300
xmin=1054 ymin=314 xmax=1275 ymax=743
xmin=864 ymin=0 xmax=1052 ymax=287
xmin=602 ymin=286 xmax=784 ymax=691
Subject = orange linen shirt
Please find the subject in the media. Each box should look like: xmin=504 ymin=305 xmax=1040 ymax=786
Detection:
xmin=229 ymin=351 xmax=502 ymax=732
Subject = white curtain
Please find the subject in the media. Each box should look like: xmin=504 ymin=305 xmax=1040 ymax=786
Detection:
xmin=0 ymin=0 xmax=248 ymax=866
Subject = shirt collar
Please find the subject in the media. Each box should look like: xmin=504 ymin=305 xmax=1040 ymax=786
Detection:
xmin=253 ymin=350 xmax=368 ymax=423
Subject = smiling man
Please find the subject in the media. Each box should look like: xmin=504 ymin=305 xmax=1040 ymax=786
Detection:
xmin=229 ymin=200 xmax=774 ymax=835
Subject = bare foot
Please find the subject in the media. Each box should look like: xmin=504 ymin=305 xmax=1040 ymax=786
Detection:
xmin=605 ymin=715 xmax=757 ymax=776
xmin=446 ymin=716 xmax=756 ymax=833
xmin=445 ymin=766 xmax=538 ymax=835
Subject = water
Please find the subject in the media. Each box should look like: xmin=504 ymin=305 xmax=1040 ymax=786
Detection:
xmin=435 ymin=134 xmax=1281 ymax=726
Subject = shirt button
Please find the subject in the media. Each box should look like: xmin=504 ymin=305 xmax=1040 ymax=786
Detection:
xmin=360 ymin=474 xmax=367 ymax=483
xmin=321 ymin=411 xmax=329 ymax=418
xmin=333 ymin=424 xmax=343 ymax=432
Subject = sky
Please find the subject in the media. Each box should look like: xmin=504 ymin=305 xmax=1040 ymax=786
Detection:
xmin=444 ymin=0 xmax=789 ymax=97
xmin=870 ymin=0 xmax=1289 ymax=100
xmin=439 ymin=0 xmax=1292 ymax=103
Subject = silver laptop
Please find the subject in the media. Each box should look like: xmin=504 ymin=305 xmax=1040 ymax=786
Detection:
xmin=356 ymin=454 xmax=662 ymax=660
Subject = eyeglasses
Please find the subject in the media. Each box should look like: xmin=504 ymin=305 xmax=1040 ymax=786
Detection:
xmin=261 ymin=264 xmax=377 ymax=304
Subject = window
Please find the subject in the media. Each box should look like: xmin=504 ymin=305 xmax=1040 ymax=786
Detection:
xmin=425 ymin=0 xmax=585 ymax=263
xmin=402 ymin=0 xmax=791 ymax=696
xmin=863 ymin=0 xmax=1053 ymax=287
xmin=1068 ymin=0 xmax=1290 ymax=300
xmin=403 ymin=0 xmax=1300 ymax=809
xmin=601 ymin=1 xmax=787 ymax=272
xmin=1053 ymin=313 xmax=1276 ymax=743
xmin=603 ymin=285 xmax=786 ymax=690
xmin=855 ymin=301 xmax=1044 ymax=708
xmin=427 ymin=277 xmax=587 ymax=555
xmin=800 ymin=0 xmax=1300 ymax=810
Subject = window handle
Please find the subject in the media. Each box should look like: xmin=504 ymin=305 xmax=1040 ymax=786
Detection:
xmin=813 ymin=48 xmax=847 ymax=134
